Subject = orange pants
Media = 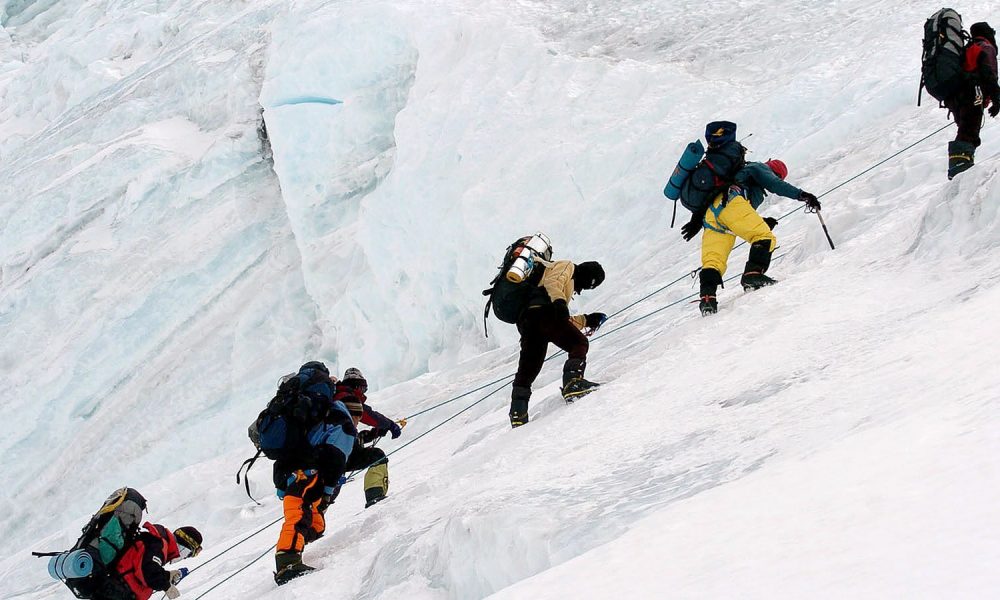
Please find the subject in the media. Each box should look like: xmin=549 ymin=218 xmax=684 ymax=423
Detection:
xmin=277 ymin=470 xmax=325 ymax=553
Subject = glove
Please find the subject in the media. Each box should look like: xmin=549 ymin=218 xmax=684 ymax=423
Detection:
xmin=799 ymin=191 xmax=821 ymax=212
xmin=585 ymin=312 xmax=607 ymax=330
xmin=169 ymin=569 xmax=189 ymax=585
xmin=680 ymin=218 xmax=702 ymax=241
xmin=387 ymin=420 xmax=402 ymax=439
xmin=990 ymin=101 xmax=1000 ymax=118
xmin=357 ymin=429 xmax=378 ymax=444
xmin=165 ymin=586 xmax=181 ymax=600
xmin=319 ymin=482 xmax=343 ymax=513
xmin=763 ymin=217 xmax=778 ymax=230
xmin=552 ymin=300 xmax=570 ymax=320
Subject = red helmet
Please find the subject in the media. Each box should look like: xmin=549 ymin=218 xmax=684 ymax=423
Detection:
xmin=765 ymin=159 xmax=788 ymax=180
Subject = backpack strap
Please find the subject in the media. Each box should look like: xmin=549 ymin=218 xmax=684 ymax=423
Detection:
xmin=482 ymin=294 xmax=492 ymax=338
xmin=481 ymin=266 xmax=507 ymax=338
xmin=235 ymin=450 xmax=263 ymax=505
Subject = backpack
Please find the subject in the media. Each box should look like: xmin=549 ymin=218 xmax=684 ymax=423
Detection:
xmin=37 ymin=487 xmax=148 ymax=599
xmin=920 ymin=8 xmax=968 ymax=106
xmin=481 ymin=233 xmax=552 ymax=336
xmin=678 ymin=126 xmax=746 ymax=213
xmin=237 ymin=373 xmax=331 ymax=501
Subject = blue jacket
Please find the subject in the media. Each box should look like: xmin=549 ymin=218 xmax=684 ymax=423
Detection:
xmin=273 ymin=366 xmax=357 ymax=492
xmin=734 ymin=162 xmax=803 ymax=210
xmin=308 ymin=400 xmax=357 ymax=467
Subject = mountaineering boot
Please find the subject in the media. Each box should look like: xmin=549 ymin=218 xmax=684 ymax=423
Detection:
xmin=274 ymin=551 xmax=315 ymax=585
xmin=365 ymin=488 xmax=387 ymax=508
xmin=741 ymin=240 xmax=777 ymax=291
xmin=509 ymin=386 xmax=531 ymax=428
xmin=363 ymin=461 xmax=389 ymax=508
xmin=561 ymin=358 xmax=599 ymax=402
xmin=699 ymin=268 xmax=722 ymax=316
xmin=948 ymin=141 xmax=975 ymax=180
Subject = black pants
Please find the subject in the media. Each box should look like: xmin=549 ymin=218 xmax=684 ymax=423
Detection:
xmin=91 ymin=575 xmax=134 ymax=600
xmin=946 ymin=88 xmax=985 ymax=147
xmin=513 ymin=306 xmax=589 ymax=389
xmin=345 ymin=443 xmax=387 ymax=470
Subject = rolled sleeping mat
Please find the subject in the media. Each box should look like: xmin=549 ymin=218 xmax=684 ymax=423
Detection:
xmin=48 ymin=549 xmax=94 ymax=581
xmin=505 ymin=233 xmax=552 ymax=283
xmin=663 ymin=139 xmax=705 ymax=200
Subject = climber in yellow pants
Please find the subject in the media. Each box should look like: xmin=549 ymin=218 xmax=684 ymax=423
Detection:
xmin=701 ymin=188 xmax=776 ymax=276
xmin=685 ymin=159 xmax=821 ymax=315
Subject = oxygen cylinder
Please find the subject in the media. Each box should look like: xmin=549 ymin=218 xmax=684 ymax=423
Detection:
xmin=663 ymin=139 xmax=705 ymax=200
xmin=47 ymin=549 xmax=94 ymax=581
xmin=505 ymin=232 xmax=552 ymax=283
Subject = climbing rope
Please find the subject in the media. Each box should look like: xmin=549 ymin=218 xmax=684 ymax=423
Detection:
xmin=189 ymin=121 xmax=955 ymax=597
xmin=185 ymin=518 xmax=281 ymax=576
xmin=191 ymin=543 xmax=276 ymax=600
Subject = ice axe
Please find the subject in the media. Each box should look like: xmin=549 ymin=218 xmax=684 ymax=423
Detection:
xmin=811 ymin=208 xmax=836 ymax=250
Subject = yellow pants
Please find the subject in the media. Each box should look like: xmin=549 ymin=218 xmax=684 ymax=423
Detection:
xmin=701 ymin=192 xmax=776 ymax=275
xmin=364 ymin=462 xmax=389 ymax=496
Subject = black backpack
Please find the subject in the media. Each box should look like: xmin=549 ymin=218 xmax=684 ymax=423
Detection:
xmin=481 ymin=235 xmax=551 ymax=335
xmin=36 ymin=487 xmax=148 ymax=599
xmin=678 ymin=140 xmax=746 ymax=213
xmin=237 ymin=374 xmax=330 ymax=501
xmin=920 ymin=8 xmax=968 ymax=106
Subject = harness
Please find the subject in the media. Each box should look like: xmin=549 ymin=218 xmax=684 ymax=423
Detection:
xmin=702 ymin=185 xmax=745 ymax=234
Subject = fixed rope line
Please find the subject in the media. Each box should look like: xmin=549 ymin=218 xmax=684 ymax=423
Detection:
xmin=606 ymin=269 xmax=700 ymax=319
xmin=346 ymin=378 xmax=511 ymax=482
xmin=400 ymin=269 xmax=701 ymax=422
xmin=187 ymin=518 xmax=281 ymax=576
xmin=810 ymin=121 xmax=955 ymax=201
xmin=403 ymin=373 xmax=515 ymax=420
xmin=197 ymin=122 xmax=955 ymax=597
xmin=191 ymin=543 xmax=276 ymax=600
xmin=593 ymin=252 xmax=788 ymax=340
xmin=155 ymin=518 xmax=282 ymax=600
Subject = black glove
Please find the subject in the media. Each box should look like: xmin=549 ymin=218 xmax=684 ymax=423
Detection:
xmin=317 ymin=495 xmax=332 ymax=514
xmin=552 ymin=299 xmax=570 ymax=320
xmin=387 ymin=420 xmax=402 ymax=439
xmin=763 ymin=217 xmax=778 ymax=230
xmin=681 ymin=210 xmax=704 ymax=241
xmin=799 ymin=191 xmax=821 ymax=212
xmin=585 ymin=312 xmax=607 ymax=330
xmin=357 ymin=429 xmax=378 ymax=444
xmin=990 ymin=100 xmax=1000 ymax=118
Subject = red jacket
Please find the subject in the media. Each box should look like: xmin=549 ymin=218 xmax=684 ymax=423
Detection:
xmin=964 ymin=37 xmax=1000 ymax=102
xmin=333 ymin=387 xmax=394 ymax=431
xmin=114 ymin=523 xmax=180 ymax=600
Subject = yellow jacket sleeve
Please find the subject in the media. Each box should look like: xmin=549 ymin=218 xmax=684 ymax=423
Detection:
xmin=539 ymin=261 xmax=587 ymax=330
xmin=540 ymin=261 xmax=575 ymax=305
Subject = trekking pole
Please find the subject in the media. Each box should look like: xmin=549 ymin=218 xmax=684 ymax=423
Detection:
xmin=814 ymin=209 xmax=836 ymax=250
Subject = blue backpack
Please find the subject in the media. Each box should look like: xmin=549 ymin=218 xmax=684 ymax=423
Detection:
xmin=250 ymin=375 xmax=327 ymax=461
xmin=237 ymin=374 xmax=331 ymax=501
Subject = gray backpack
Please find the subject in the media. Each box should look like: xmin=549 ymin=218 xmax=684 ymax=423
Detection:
xmin=920 ymin=8 xmax=968 ymax=105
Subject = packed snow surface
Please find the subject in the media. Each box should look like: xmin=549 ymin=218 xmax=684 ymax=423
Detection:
xmin=2 ymin=0 xmax=999 ymax=598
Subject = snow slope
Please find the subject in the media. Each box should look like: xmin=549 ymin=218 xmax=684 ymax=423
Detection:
xmin=2 ymin=0 xmax=999 ymax=598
